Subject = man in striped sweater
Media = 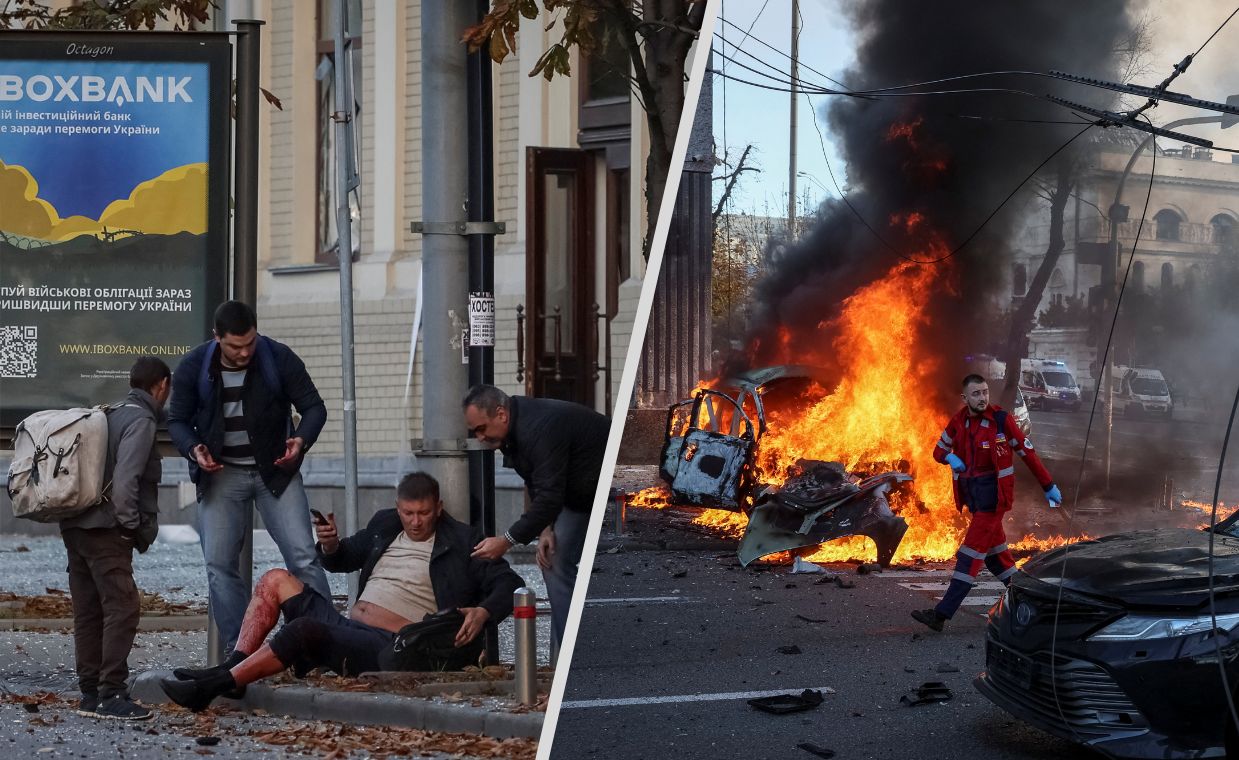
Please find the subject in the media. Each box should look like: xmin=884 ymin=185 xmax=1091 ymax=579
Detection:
xmin=169 ymin=301 xmax=331 ymax=659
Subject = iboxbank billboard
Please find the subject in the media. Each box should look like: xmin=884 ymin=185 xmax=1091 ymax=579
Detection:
xmin=0 ymin=33 xmax=230 ymax=425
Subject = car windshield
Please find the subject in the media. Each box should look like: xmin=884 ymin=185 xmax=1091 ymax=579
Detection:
xmin=1043 ymin=371 xmax=1074 ymax=388
xmin=1131 ymin=377 xmax=1169 ymax=396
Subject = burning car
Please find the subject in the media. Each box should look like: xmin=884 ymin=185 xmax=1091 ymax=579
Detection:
xmin=658 ymin=365 xmax=913 ymax=566
xmin=976 ymin=516 xmax=1239 ymax=758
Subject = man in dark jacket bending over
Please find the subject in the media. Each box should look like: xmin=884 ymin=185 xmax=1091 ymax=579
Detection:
xmin=463 ymin=384 xmax=608 ymax=646
xmin=161 ymin=472 xmax=524 ymax=711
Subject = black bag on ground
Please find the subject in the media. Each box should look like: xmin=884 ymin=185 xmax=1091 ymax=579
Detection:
xmin=377 ymin=609 xmax=483 ymax=672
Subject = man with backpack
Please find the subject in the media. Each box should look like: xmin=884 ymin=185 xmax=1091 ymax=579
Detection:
xmin=911 ymin=374 xmax=1062 ymax=632
xmin=168 ymin=301 xmax=331 ymax=658
xmin=59 ymin=356 xmax=172 ymax=720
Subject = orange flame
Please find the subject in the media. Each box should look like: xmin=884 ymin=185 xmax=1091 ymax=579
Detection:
xmin=629 ymin=201 xmax=1085 ymax=565
xmin=1181 ymin=500 xmax=1239 ymax=528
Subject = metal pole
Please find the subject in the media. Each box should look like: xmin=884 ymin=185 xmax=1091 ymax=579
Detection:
xmin=333 ymin=0 xmax=361 ymax=601
xmin=513 ymin=588 xmax=537 ymax=705
xmin=1102 ymin=115 xmax=1219 ymax=492
xmin=612 ymin=488 xmax=626 ymax=536
xmin=787 ymin=0 xmax=799 ymax=239
xmin=466 ymin=0 xmax=499 ymax=666
xmin=417 ymin=1 xmax=473 ymax=523
xmin=209 ymin=15 xmax=263 ymax=667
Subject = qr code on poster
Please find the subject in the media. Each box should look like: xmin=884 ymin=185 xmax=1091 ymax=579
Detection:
xmin=0 ymin=326 xmax=37 ymax=378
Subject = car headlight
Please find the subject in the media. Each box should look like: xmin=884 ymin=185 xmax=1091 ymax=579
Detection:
xmin=1088 ymin=612 xmax=1239 ymax=641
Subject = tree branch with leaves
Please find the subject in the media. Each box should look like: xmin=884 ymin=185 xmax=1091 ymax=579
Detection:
xmin=463 ymin=0 xmax=708 ymax=258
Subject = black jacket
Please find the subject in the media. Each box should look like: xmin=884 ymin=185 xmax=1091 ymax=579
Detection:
xmin=168 ymin=336 xmax=326 ymax=498
xmin=501 ymin=396 xmax=609 ymax=544
xmin=318 ymin=511 xmax=524 ymax=623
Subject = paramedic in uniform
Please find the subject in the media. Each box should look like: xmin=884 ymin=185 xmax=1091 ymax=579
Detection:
xmin=911 ymin=374 xmax=1062 ymax=632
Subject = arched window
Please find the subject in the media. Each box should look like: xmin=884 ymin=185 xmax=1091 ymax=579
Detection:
xmin=1013 ymin=263 xmax=1027 ymax=296
xmin=1049 ymin=267 xmax=1066 ymax=289
xmin=1212 ymin=214 xmax=1236 ymax=249
xmin=1161 ymin=262 xmax=1174 ymax=291
xmin=1132 ymin=260 xmax=1145 ymax=292
xmin=1187 ymin=263 xmax=1201 ymax=291
xmin=1155 ymin=209 xmax=1182 ymax=241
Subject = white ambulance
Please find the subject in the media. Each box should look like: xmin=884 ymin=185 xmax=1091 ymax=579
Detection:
xmin=1019 ymin=359 xmax=1082 ymax=411
xmin=1113 ymin=366 xmax=1173 ymax=419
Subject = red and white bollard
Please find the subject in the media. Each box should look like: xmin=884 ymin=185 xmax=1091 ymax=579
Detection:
xmin=513 ymin=587 xmax=537 ymax=705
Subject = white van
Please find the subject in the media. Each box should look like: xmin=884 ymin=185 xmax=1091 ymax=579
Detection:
xmin=1019 ymin=359 xmax=1082 ymax=411
xmin=1114 ymin=366 xmax=1173 ymax=419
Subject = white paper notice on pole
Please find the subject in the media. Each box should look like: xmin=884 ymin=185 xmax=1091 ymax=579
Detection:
xmin=468 ymin=292 xmax=495 ymax=347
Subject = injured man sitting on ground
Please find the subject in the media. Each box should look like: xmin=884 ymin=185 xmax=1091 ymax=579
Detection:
xmin=162 ymin=472 xmax=524 ymax=711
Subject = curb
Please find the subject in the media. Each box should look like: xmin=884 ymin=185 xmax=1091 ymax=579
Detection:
xmin=131 ymin=669 xmax=543 ymax=740
xmin=0 ymin=614 xmax=208 ymax=632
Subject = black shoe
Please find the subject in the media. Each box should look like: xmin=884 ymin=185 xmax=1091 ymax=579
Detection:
xmin=94 ymin=694 xmax=152 ymax=721
xmin=76 ymin=694 xmax=99 ymax=717
xmin=173 ymin=650 xmax=247 ymax=681
xmin=160 ymin=670 xmax=238 ymax=712
xmin=911 ymin=608 xmax=947 ymax=632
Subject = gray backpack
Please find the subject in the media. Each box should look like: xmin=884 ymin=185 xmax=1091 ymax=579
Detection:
xmin=6 ymin=406 xmax=116 ymax=522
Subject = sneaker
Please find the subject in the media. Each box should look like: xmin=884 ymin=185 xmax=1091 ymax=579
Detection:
xmin=76 ymin=694 xmax=99 ymax=717
xmin=911 ymin=608 xmax=946 ymax=632
xmin=94 ymin=694 xmax=153 ymax=721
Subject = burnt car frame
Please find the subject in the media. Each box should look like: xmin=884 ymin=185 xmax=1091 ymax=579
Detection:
xmin=976 ymin=517 xmax=1239 ymax=759
xmin=658 ymin=365 xmax=912 ymax=566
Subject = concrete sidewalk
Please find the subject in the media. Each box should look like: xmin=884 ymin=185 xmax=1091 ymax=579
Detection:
xmin=131 ymin=669 xmax=546 ymax=739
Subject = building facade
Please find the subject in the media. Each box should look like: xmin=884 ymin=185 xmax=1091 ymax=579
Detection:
xmin=1011 ymin=144 xmax=1239 ymax=383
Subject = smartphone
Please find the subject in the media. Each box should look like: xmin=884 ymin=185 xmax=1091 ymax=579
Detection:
xmin=310 ymin=509 xmax=329 ymax=526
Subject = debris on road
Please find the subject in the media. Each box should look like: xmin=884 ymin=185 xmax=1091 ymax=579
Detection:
xmin=797 ymin=743 xmax=837 ymax=759
xmin=777 ymin=645 xmax=802 ymax=655
xmin=856 ymin=562 xmax=883 ymax=575
xmin=790 ymin=557 xmax=826 ymax=574
xmin=748 ymin=689 xmax=826 ymax=715
xmin=935 ymin=662 xmax=960 ymax=673
xmin=834 ymin=576 xmax=856 ymax=589
xmin=795 ymin=614 xmax=830 ymax=624
xmin=899 ymin=681 xmax=953 ymax=707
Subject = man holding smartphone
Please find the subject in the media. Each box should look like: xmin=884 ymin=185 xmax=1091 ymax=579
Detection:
xmin=162 ymin=472 xmax=524 ymax=710
xmin=168 ymin=300 xmax=331 ymax=660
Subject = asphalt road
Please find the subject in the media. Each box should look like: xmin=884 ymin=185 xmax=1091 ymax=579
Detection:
xmin=551 ymin=548 xmax=1097 ymax=760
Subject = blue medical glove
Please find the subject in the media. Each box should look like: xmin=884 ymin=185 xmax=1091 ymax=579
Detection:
xmin=1045 ymin=484 xmax=1062 ymax=508
xmin=944 ymin=453 xmax=965 ymax=473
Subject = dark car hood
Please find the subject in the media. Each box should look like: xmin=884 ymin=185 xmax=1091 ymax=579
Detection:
xmin=1021 ymin=529 xmax=1239 ymax=609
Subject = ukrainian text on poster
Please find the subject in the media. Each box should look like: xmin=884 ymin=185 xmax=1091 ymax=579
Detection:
xmin=0 ymin=37 xmax=228 ymax=423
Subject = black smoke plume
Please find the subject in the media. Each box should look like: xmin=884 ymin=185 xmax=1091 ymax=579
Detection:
xmin=738 ymin=0 xmax=1136 ymax=393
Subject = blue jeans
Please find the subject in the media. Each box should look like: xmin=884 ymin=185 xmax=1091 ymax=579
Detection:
xmin=542 ymin=508 xmax=590 ymax=646
xmin=198 ymin=466 xmax=330 ymax=651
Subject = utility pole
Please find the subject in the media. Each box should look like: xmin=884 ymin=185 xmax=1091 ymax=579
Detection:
xmin=209 ymin=9 xmax=263 ymax=666
xmin=787 ymin=0 xmax=799 ymax=240
xmin=414 ymin=2 xmax=473 ymax=523
xmin=332 ymin=0 xmax=360 ymax=598
xmin=466 ymin=0 xmax=503 ymax=664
